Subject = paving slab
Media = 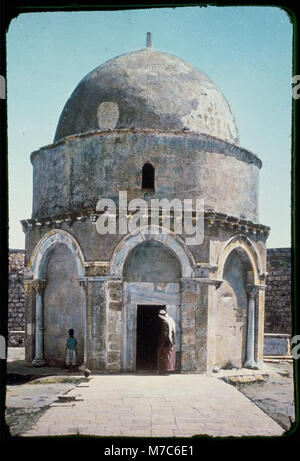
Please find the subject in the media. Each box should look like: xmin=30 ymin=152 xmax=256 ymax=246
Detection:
xmin=21 ymin=374 xmax=284 ymax=438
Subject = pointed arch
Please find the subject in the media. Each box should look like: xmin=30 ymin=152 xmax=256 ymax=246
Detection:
xmin=216 ymin=234 xmax=263 ymax=285
xmin=110 ymin=225 xmax=195 ymax=278
xmin=29 ymin=229 xmax=85 ymax=279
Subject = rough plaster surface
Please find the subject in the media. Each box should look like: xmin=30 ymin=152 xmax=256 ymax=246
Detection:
xmin=123 ymin=240 xmax=181 ymax=282
xmin=31 ymin=131 xmax=260 ymax=222
xmin=216 ymin=250 xmax=250 ymax=368
xmin=43 ymin=244 xmax=85 ymax=366
xmin=23 ymin=224 xmax=268 ymax=371
xmin=24 ymin=219 xmax=266 ymax=272
xmin=54 ymin=48 xmax=239 ymax=144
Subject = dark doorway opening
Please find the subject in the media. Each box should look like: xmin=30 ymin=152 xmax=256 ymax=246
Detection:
xmin=136 ymin=305 xmax=165 ymax=371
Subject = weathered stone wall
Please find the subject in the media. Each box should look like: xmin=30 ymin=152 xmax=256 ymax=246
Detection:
xmin=31 ymin=131 xmax=260 ymax=223
xmin=121 ymin=241 xmax=181 ymax=371
xmin=215 ymin=250 xmax=249 ymax=368
xmin=54 ymin=48 xmax=239 ymax=144
xmin=8 ymin=250 xmax=26 ymax=346
xmin=123 ymin=240 xmax=181 ymax=282
xmin=11 ymin=245 xmax=291 ymax=368
xmin=43 ymin=244 xmax=86 ymax=367
xmin=122 ymin=282 xmax=181 ymax=371
xmin=86 ymin=280 xmax=107 ymax=371
xmin=265 ymin=248 xmax=292 ymax=334
xmin=24 ymin=212 xmax=267 ymax=273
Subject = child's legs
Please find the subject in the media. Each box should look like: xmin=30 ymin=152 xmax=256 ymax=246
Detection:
xmin=65 ymin=350 xmax=71 ymax=366
xmin=70 ymin=350 xmax=77 ymax=366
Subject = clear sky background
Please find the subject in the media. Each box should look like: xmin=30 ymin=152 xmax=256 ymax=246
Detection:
xmin=7 ymin=6 xmax=293 ymax=249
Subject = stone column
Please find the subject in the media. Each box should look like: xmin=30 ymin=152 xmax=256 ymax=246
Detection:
xmin=86 ymin=278 xmax=108 ymax=371
xmin=31 ymin=279 xmax=47 ymax=367
xmin=180 ymin=279 xmax=198 ymax=372
xmin=193 ymin=278 xmax=223 ymax=373
xmin=24 ymin=279 xmax=35 ymax=366
xmin=206 ymin=279 xmax=223 ymax=372
xmin=256 ymin=284 xmax=266 ymax=366
xmin=106 ymin=279 xmax=123 ymax=372
xmin=78 ymin=280 xmax=88 ymax=371
xmin=244 ymin=284 xmax=259 ymax=369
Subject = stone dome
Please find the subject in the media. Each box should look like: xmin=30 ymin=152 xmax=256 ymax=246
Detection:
xmin=54 ymin=47 xmax=239 ymax=144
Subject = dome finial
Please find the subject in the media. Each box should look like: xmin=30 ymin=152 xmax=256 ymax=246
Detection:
xmin=146 ymin=32 xmax=152 ymax=48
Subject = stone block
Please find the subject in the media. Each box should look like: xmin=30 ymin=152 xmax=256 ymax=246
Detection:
xmin=109 ymin=283 xmax=122 ymax=301
xmin=106 ymin=362 xmax=121 ymax=372
xmin=107 ymin=351 xmax=120 ymax=363
xmin=181 ymin=352 xmax=193 ymax=370
xmin=264 ymin=336 xmax=290 ymax=356
xmin=108 ymin=334 xmax=121 ymax=350
xmin=182 ymin=326 xmax=195 ymax=337
xmin=228 ymin=376 xmax=239 ymax=384
xmin=109 ymin=302 xmax=122 ymax=311
xmin=240 ymin=376 xmax=254 ymax=383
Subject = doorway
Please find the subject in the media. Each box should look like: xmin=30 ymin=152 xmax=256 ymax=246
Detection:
xmin=136 ymin=305 xmax=165 ymax=371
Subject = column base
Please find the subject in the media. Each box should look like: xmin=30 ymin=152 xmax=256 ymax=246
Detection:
xmin=31 ymin=357 xmax=47 ymax=367
xmin=78 ymin=363 xmax=86 ymax=372
xmin=244 ymin=360 xmax=259 ymax=370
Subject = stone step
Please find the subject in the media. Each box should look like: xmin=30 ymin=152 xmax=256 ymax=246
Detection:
xmin=222 ymin=374 xmax=269 ymax=385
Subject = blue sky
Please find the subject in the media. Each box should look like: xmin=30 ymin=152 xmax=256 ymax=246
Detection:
xmin=7 ymin=6 xmax=293 ymax=248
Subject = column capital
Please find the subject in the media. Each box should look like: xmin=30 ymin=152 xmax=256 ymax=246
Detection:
xmin=246 ymin=284 xmax=259 ymax=297
xmin=24 ymin=267 xmax=34 ymax=281
xmin=32 ymin=279 xmax=46 ymax=294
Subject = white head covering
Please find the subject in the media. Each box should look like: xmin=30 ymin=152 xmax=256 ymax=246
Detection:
xmin=158 ymin=309 xmax=176 ymax=345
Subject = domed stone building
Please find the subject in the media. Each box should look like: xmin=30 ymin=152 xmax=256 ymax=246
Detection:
xmin=22 ymin=34 xmax=269 ymax=373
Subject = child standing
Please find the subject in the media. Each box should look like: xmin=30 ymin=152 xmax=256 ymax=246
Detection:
xmin=65 ymin=328 xmax=78 ymax=371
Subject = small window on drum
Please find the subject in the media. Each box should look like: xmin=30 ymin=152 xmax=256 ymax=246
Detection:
xmin=142 ymin=163 xmax=155 ymax=190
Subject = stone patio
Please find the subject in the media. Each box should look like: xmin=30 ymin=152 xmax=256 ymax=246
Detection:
xmin=21 ymin=374 xmax=283 ymax=438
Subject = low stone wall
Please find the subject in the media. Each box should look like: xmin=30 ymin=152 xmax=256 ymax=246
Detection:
xmin=265 ymin=248 xmax=292 ymax=334
xmin=8 ymin=250 xmax=26 ymax=346
xmin=264 ymin=333 xmax=291 ymax=357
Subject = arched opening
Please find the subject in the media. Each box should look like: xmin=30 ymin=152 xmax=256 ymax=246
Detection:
xmin=216 ymin=247 xmax=253 ymax=369
xmin=29 ymin=230 xmax=86 ymax=368
xmin=43 ymin=243 xmax=85 ymax=367
xmin=122 ymin=240 xmax=181 ymax=372
xmin=216 ymin=234 xmax=262 ymax=285
xmin=123 ymin=240 xmax=181 ymax=282
xmin=142 ymin=163 xmax=155 ymax=190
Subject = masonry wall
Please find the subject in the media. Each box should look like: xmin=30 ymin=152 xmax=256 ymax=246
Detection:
xmin=265 ymin=248 xmax=292 ymax=334
xmin=215 ymin=250 xmax=249 ymax=368
xmin=31 ymin=131 xmax=260 ymax=223
xmin=43 ymin=244 xmax=86 ymax=367
xmin=8 ymin=250 xmax=26 ymax=346
xmin=8 ymin=246 xmax=292 ymax=348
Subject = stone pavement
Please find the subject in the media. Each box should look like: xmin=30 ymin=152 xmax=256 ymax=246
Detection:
xmin=237 ymin=371 xmax=295 ymax=431
xmin=6 ymin=380 xmax=84 ymax=410
xmin=5 ymin=378 xmax=85 ymax=437
xmin=23 ymin=374 xmax=284 ymax=438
